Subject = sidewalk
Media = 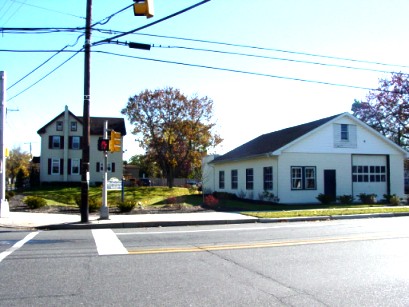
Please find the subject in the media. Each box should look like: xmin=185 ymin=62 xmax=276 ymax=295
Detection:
xmin=1 ymin=210 xmax=409 ymax=230
xmin=0 ymin=211 xmax=259 ymax=230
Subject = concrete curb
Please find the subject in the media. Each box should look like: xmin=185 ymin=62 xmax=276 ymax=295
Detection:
xmin=34 ymin=212 xmax=409 ymax=230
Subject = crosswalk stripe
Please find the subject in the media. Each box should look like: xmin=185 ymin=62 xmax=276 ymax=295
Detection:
xmin=0 ymin=231 xmax=40 ymax=263
xmin=92 ymin=229 xmax=128 ymax=255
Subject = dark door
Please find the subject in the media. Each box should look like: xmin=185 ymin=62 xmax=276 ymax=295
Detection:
xmin=324 ymin=170 xmax=336 ymax=201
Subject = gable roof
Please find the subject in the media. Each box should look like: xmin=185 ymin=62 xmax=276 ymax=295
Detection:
xmin=211 ymin=113 xmax=342 ymax=163
xmin=37 ymin=111 xmax=127 ymax=136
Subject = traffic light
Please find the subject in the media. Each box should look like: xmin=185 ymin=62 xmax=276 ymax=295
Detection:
xmin=109 ymin=130 xmax=122 ymax=153
xmin=133 ymin=0 xmax=154 ymax=18
xmin=98 ymin=138 xmax=110 ymax=152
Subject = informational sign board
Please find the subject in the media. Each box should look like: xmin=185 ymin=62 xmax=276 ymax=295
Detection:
xmin=107 ymin=177 xmax=122 ymax=190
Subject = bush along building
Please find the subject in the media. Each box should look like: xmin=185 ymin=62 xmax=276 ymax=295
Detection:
xmin=37 ymin=106 xmax=126 ymax=186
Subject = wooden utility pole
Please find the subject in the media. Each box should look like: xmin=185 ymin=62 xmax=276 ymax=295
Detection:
xmin=80 ymin=0 xmax=92 ymax=223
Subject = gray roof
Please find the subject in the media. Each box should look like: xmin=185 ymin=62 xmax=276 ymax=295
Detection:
xmin=212 ymin=113 xmax=342 ymax=163
xmin=37 ymin=111 xmax=127 ymax=136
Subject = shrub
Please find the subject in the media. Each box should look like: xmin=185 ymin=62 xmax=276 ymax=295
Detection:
xmin=204 ymin=195 xmax=219 ymax=208
xmin=212 ymin=191 xmax=237 ymax=201
xmin=259 ymin=190 xmax=279 ymax=203
xmin=316 ymin=193 xmax=333 ymax=204
xmin=74 ymin=195 xmax=101 ymax=212
xmin=24 ymin=196 xmax=47 ymax=209
xmin=116 ymin=200 xmax=136 ymax=213
xmin=358 ymin=193 xmax=377 ymax=204
xmin=384 ymin=194 xmax=400 ymax=206
xmin=337 ymin=195 xmax=354 ymax=204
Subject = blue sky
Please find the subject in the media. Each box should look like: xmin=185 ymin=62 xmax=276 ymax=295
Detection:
xmin=1 ymin=0 xmax=409 ymax=161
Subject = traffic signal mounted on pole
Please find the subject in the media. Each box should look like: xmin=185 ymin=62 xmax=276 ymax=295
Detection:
xmin=97 ymin=138 xmax=110 ymax=152
xmin=133 ymin=0 xmax=154 ymax=18
xmin=109 ymin=130 xmax=122 ymax=153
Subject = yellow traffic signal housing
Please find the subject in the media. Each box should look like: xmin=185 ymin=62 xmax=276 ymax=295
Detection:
xmin=133 ymin=0 xmax=154 ymax=18
xmin=109 ymin=130 xmax=122 ymax=153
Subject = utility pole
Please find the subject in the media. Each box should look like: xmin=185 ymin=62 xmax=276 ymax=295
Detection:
xmin=81 ymin=0 xmax=92 ymax=223
xmin=0 ymin=72 xmax=9 ymax=217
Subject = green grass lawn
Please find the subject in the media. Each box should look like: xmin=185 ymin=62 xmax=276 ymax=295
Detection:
xmin=18 ymin=186 xmax=409 ymax=217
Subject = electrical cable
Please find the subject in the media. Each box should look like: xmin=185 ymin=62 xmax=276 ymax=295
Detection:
xmin=8 ymin=49 xmax=83 ymax=101
xmin=94 ymin=50 xmax=379 ymax=92
xmin=93 ymin=0 xmax=211 ymax=46
xmin=132 ymin=32 xmax=409 ymax=71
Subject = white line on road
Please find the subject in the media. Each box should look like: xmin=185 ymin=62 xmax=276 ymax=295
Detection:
xmin=92 ymin=229 xmax=128 ymax=255
xmin=0 ymin=231 xmax=40 ymax=263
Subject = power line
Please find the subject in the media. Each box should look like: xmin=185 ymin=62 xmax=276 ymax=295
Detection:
xmin=8 ymin=49 xmax=83 ymax=101
xmin=94 ymin=50 xmax=379 ymax=92
xmin=153 ymin=45 xmax=401 ymax=75
xmin=9 ymin=0 xmax=86 ymax=20
xmin=93 ymin=0 xmax=211 ymax=46
xmin=131 ymin=32 xmax=409 ymax=71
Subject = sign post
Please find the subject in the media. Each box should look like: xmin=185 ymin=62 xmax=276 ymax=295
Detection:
xmin=100 ymin=120 xmax=109 ymax=219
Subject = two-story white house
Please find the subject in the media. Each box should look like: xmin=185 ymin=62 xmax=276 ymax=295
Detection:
xmin=37 ymin=106 xmax=126 ymax=185
xmin=203 ymin=113 xmax=408 ymax=204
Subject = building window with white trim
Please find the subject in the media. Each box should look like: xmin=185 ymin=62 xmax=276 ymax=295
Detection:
xmin=71 ymin=159 xmax=80 ymax=175
xmin=291 ymin=166 xmax=316 ymax=190
xmin=263 ymin=166 xmax=273 ymax=190
xmin=71 ymin=121 xmax=77 ymax=131
xmin=56 ymin=121 xmax=63 ymax=131
xmin=219 ymin=171 xmax=225 ymax=189
xmin=52 ymin=159 xmax=60 ymax=175
xmin=231 ymin=169 xmax=238 ymax=189
xmin=71 ymin=136 xmax=80 ymax=149
xmin=246 ymin=168 xmax=254 ymax=190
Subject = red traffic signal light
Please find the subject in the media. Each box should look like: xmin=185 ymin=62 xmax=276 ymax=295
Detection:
xmin=98 ymin=138 xmax=110 ymax=151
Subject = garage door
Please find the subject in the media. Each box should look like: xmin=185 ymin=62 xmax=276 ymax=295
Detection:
xmin=352 ymin=155 xmax=388 ymax=199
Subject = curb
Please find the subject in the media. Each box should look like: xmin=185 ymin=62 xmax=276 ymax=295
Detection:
xmin=35 ymin=212 xmax=409 ymax=230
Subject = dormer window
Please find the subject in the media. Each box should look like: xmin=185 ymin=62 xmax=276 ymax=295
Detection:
xmin=341 ymin=124 xmax=349 ymax=141
xmin=56 ymin=121 xmax=63 ymax=131
xmin=334 ymin=124 xmax=357 ymax=148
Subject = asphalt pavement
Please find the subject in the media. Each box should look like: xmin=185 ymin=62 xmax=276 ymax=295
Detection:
xmin=1 ymin=210 xmax=409 ymax=230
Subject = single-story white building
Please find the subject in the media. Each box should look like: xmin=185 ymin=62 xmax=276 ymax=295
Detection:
xmin=202 ymin=113 xmax=408 ymax=204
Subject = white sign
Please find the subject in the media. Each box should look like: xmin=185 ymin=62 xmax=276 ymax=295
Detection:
xmin=107 ymin=177 xmax=122 ymax=190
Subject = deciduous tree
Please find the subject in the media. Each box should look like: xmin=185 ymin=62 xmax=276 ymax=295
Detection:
xmin=352 ymin=72 xmax=409 ymax=150
xmin=122 ymin=87 xmax=222 ymax=187
xmin=6 ymin=147 xmax=31 ymax=186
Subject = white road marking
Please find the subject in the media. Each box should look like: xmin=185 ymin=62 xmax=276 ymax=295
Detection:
xmin=0 ymin=231 xmax=40 ymax=263
xmin=92 ymin=229 xmax=128 ymax=255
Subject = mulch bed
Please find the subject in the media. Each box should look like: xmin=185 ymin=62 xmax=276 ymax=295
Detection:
xmin=8 ymin=194 xmax=208 ymax=215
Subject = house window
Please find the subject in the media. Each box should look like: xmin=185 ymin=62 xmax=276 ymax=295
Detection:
xmin=341 ymin=124 xmax=349 ymax=140
xmin=71 ymin=121 xmax=77 ymax=131
xmin=263 ymin=166 xmax=273 ymax=190
xmin=96 ymin=162 xmax=116 ymax=173
xmin=246 ymin=168 xmax=253 ymax=190
xmin=52 ymin=159 xmax=60 ymax=175
xmin=291 ymin=166 xmax=316 ymax=190
xmin=56 ymin=121 xmax=63 ymax=131
xmin=219 ymin=171 xmax=225 ymax=189
xmin=52 ymin=136 xmax=61 ymax=149
xmin=231 ymin=169 xmax=238 ymax=189
xmin=352 ymin=165 xmax=386 ymax=182
xmin=71 ymin=136 xmax=80 ymax=149
xmin=71 ymin=159 xmax=80 ymax=175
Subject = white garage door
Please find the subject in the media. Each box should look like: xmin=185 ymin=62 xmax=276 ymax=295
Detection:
xmin=352 ymin=155 xmax=387 ymax=199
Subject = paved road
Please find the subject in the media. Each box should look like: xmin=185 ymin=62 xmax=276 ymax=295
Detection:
xmin=0 ymin=217 xmax=408 ymax=306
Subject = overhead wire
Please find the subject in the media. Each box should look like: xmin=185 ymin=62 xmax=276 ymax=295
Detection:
xmin=94 ymin=50 xmax=379 ymax=92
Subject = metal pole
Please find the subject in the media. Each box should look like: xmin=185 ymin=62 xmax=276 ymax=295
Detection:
xmin=100 ymin=120 xmax=109 ymax=219
xmin=0 ymin=72 xmax=9 ymax=218
xmin=81 ymin=0 xmax=92 ymax=223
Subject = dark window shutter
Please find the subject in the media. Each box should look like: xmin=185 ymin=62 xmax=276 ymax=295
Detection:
xmin=48 ymin=159 xmax=51 ymax=175
xmin=60 ymin=159 xmax=64 ymax=175
xmin=80 ymin=159 xmax=82 ymax=174
xmin=112 ymin=163 xmax=115 ymax=173
xmin=68 ymin=159 xmax=71 ymax=175
xmin=96 ymin=162 xmax=100 ymax=172
xmin=48 ymin=136 xmax=52 ymax=149
xmin=68 ymin=136 xmax=72 ymax=149
xmin=79 ymin=137 xmax=83 ymax=149
xmin=60 ymin=136 xmax=64 ymax=149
